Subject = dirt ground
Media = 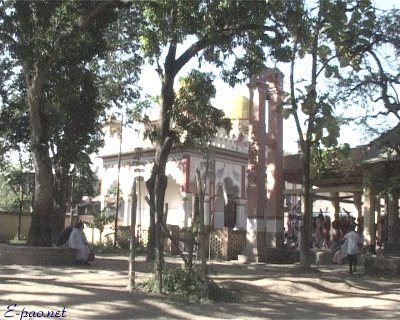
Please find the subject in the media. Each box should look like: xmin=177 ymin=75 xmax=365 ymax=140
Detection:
xmin=1 ymin=254 xmax=399 ymax=320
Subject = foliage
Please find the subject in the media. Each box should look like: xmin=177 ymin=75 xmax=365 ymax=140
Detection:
xmin=84 ymin=207 xmax=114 ymax=244
xmin=335 ymin=7 xmax=400 ymax=199
xmin=93 ymin=242 xmax=129 ymax=255
xmin=172 ymin=71 xmax=231 ymax=148
xmin=338 ymin=8 xmax=400 ymax=138
xmin=364 ymin=160 xmax=400 ymax=196
xmin=144 ymin=70 xmax=231 ymax=149
xmin=116 ymin=227 xmax=130 ymax=250
xmin=9 ymin=234 xmax=27 ymax=245
xmin=162 ymin=267 xmax=202 ymax=299
xmin=107 ymin=181 xmax=123 ymax=199
xmin=139 ymin=266 xmax=234 ymax=302
xmin=0 ymin=158 xmax=33 ymax=212
xmin=310 ymin=143 xmax=354 ymax=179
xmin=283 ymin=0 xmax=377 ymax=268
xmin=0 ymin=0 xmax=141 ymax=245
xmin=93 ymin=5 xmax=143 ymax=111
xmin=136 ymin=0 xmax=305 ymax=291
xmin=70 ymin=156 xmax=101 ymax=207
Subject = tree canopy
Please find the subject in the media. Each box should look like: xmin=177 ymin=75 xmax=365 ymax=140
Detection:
xmin=0 ymin=0 xmax=140 ymax=245
xmin=282 ymin=0 xmax=378 ymax=268
xmin=134 ymin=0 xmax=307 ymax=292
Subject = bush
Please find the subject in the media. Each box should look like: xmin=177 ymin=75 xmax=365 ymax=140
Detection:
xmin=138 ymin=266 xmax=237 ymax=302
xmin=117 ymin=227 xmax=130 ymax=249
xmin=116 ymin=227 xmax=146 ymax=252
xmin=163 ymin=267 xmax=202 ymax=298
xmin=208 ymin=280 xmax=237 ymax=302
xmin=138 ymin=267 xmax=202 ymax=300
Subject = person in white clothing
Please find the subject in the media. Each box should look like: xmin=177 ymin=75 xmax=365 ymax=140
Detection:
xmin=343 ymin=224 xmax=362 ymax=274
xmin=68 ymin=221 xmax=91 ymax=265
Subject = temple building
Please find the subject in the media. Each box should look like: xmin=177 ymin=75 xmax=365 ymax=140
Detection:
xmin=95 ymin=67 xmax=400 ymax=261
xmin=96 ymin=68 xmax=284 ymax=261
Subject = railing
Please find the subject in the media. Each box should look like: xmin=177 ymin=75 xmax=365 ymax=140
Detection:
xmin=209 ymin=228 xmax=246 ymax=260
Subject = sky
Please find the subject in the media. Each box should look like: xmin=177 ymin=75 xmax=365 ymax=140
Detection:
xmin=137 ymin=0 xmax=400 ymax=154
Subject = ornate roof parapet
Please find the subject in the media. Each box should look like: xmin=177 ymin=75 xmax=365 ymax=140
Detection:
xmin=100 ymin=120 xmax=153 ymax=157
xmin=211 ymin=129 xmax=248 ymax=154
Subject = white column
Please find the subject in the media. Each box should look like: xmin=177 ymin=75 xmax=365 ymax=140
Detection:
xmin=182 ymin=193 xmax=193 ymax=228
xmin=363 ymin=187 xmax=376 ymax=252
xmin=236 ymin=199 xmax=247 ymax=230
xmin=204 ymin=194 xmax=211 ymax=226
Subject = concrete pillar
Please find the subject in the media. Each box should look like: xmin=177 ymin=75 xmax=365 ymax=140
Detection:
xmin=265 ymin=69 xmax=284 ymax=248
xmin=236 ymin=199 xmax=246 ymax=230
xmin=244 ymin=71 xmax=268 ymax=261
xmin=387 ymin=192 xmax=399 ymax=244
xmin=330 ymin=192 xmax=340 ymax=221
xmin=387 ymin=192 xmax=399 ymax=227
xmin=123 ymin=192 xmax=130 ymax=226
xmin=125 ymin=193 xmax=131 ymax=227
xmin=354 ymin=191 xmax=362 ymax=219
xmin=363 ymin=187 xmax=376 ymax=253
xmin=182 ymin=193 xmax=193 ymax=228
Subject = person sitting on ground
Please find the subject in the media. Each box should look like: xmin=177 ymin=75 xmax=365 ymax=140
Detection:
xmin=68 ymin=221 xmax=93 ymax=265
xmin=57 ymin=225 xmax=73 ymax=247
xmin=343 ymin=224 xmax=362 ymax=274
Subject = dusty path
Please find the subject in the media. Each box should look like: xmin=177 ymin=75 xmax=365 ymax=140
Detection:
xmin=0 ymin=254 xmax=399 ymax=319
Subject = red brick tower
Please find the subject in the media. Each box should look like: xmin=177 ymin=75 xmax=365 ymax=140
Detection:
xmin=245 ymin=68 xmax=284 ymax=261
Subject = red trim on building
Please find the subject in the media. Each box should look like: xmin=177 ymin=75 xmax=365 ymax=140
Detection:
xmin=182 ymin=155 xmax=190 ymax=193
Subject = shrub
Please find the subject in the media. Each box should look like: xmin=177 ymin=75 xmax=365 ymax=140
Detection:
xmin=117 ymin=227 xmax=130 ymax=249
xmin=138 ymin=266 xmax=237 ymax=302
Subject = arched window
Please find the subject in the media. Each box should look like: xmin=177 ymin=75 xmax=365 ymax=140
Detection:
xmin=224 ymin=198 xmax=236 ymax=228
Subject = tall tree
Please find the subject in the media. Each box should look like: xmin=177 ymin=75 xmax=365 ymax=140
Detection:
xmin=338 ymin=7 xmax=400 ymax=218
xmin=142 ymin=69 xmax=230 ymax=266
xmin=0 ymin=0 xmax=128 ymax=246
xmin=339 ymin=8 xmax=400 ymax=136
xmin=283 ymin=0 xmax=376 ymax=268
xmin=137 ymin=0 xmax=302 ymax=292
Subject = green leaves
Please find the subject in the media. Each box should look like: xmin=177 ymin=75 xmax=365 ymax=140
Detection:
xmin=85 ymin=207 xmax=114 ymax=235
xmin=0 ymin=159 xmax=33 ymax=212
xmin=171 ymin=70 xmax=231 ymax=149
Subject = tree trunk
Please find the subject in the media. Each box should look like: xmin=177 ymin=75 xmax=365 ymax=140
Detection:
xmin=299 ymin=6 xmax=321 ymax=269
xmin=299 ymin=143 xmax=313 ymax=269
xmin=150 ymin=54 xmax=176 ymax=292
xmin=196 ymin=168 xmax=209 ymax=299
xmin=128 ymin=179 xmax=137 ymax=292
xmin=53 ymin=163 xmax=70 ymax=244
xmin=154 ymin=172 xmax=167 ymax=293
xmin=145 ymin=178 xmax=156 ymax=262
xmin=26 ymin=63 xmax=54 ymax=247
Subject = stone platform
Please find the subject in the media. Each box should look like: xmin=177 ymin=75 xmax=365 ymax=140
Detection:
xmin=364 ymin=254 xmax=400 ymax=276
xmin=257 ymin=248 xmax=334 ymax=264
xmin=0 ymin=243 xmax=76 ymax=266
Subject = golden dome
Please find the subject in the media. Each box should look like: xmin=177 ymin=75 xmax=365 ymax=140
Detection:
xmin=226 ymin=96 xmax=249 ymax=120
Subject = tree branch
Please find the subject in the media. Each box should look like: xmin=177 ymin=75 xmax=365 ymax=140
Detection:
xmin=290 ymin=41 xmax=304 ymax=151
xmin=174 ymin=38 xmax=210 ymax=77
xmin=316 ymin=54 xmax=338 ymax=78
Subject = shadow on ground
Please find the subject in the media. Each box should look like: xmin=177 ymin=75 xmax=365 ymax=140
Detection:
xmin=0 ymin=254 xmax=399 ymax=319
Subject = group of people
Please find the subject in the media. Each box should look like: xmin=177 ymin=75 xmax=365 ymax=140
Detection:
xmin=313 ymin=213 xmax=331 ymax=249
xmin=285 ymin=203 xmax=363 ymax=274
xmin=333 ymin=223 xmax=363 ymax=274
xmin=285 ymin=211 xmax=331 ymax=250
xmin=58 ymin=221 xmax=94 ymax=265
xmin=332 ymin=215 xmax=363 ymax=274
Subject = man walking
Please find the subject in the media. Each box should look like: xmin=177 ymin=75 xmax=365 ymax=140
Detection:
xmin=343 ymin=224 xmax=362 ymax=274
